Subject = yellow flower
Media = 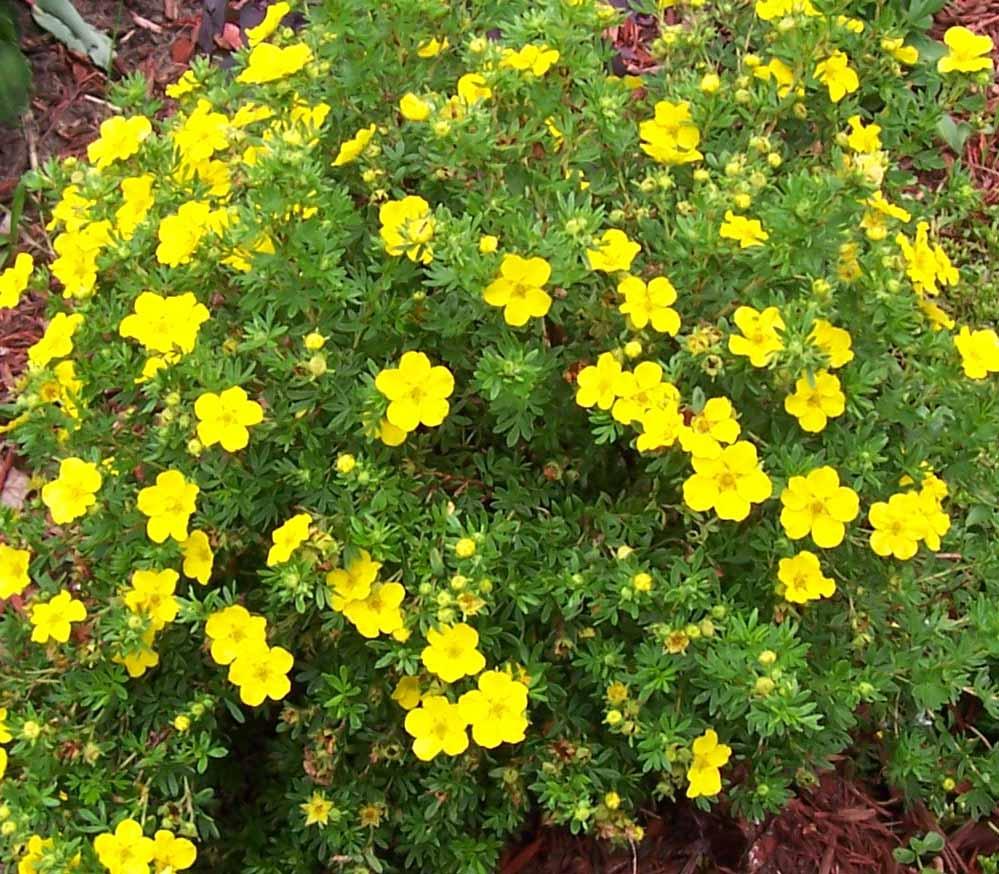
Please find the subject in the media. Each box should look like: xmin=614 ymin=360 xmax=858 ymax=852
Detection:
xmin=245 ymin=1 xmax=290 ymax=46
xmin=47 ymin=184 xmax=92 ymax=232
xmin=753 ymin=58 xmax=794 ymax=97
xmin=719 ymin=211 xmax=769 ymax=248
xmin=165 ymin=70 xmax=199 ymax=99
xmin=920 ymin=299 xmax=955 ymax=332
xmin=612 ymin=361 xmax=673 ymax=425
xmin=728 ymin=305 xmax=784 ymax=366
xmin=421 ymin=622 xmax=486 ymax=683
xmin=28 ymin=312 xmax=84 ymax=369
xmin=30 ymin=590 xmax=87 ymax=644
xmin=392 ymin=676 xmax=423 ymax=710
xmin=700 ymin=72 xmax=721 ymax=93
xmin=636 ymin=402 xmax=685 ymax=452
xmin=779 ymin=551 xmax=836 ymax=604
xmin=115 ymin=628 xmax=160 ymax=678
xmin=18 ymin=835 xmax=58 ymax=874
xmin=194 ymin=387 xmax=265 ymax=452
xmin=205 ymin=605 xmax=267 ymax=665
xmin=378 ymin=195 xmax=436 ymax=263
xmin=938 ymin=26 xmax=994 ymax=74
xmin=457 ymin=72 xmax=492 ymax=103
xmin=575 ymin=352 xmax=623 ymax=410
xmin=327 ymin=549 xmax=381 ymax=605
xmin=417 ymin=36 xmax=449 ymax=58
xmin=41 ymin=457 xmax=102 ymax=524
xmin=94 ymin=819 xmax=155 ymax=874
xmin=638 ymin=100 xmax=703 ymax=165
xmin=861 ymin=193 xmax=911 ymax=241
xmin=678 ymin=397 xmax=740 ymax=457
xmin=896 ymin=221 xmax=959 ymax=297
xmin=784 ymin=370 xmax=846 ymax=433
xmin=955 ymin=326 xmax=999 ymax=380
xmin=455 ymin=537 xmax=476 ymax=559
xmin=86 ymin=115 xmax=152 ymax=168
xmin=754 ymin=0 xmax=817 ymax=19
xmin=236 ymin=42 xmax=313 ymax=84
xmin=399 ymin=92 xmax=432 ymax=121
xmin=458 ymin=670 xmax=530 ymax=748
xmin=152 ymin=829 xmax=197 ymax=872
xmin=332 ymin=123 xmax=377 ymax=166
xmin=379 ymin=418 xmax=407 ymax=446
xmin=779 ymin=466 xmax=860 ymax=548
xmin=404 ymin=695 xmax=469 ymax=761
xmin=172 ymin=99 xmax=229 ymax=165
xmin=156 ymin=201 xmax=213 ymax=267
xmin=881 ymin=37 xmax=919 ymax=66
xmin=845 ymin=115 xmax=881 ymax=153
xmin=0 ymin=252 xmax=33 ymax=309
xmin=869 ymin=493 xmax=924 ymax=560
xmin=500 ymin=44 xmax=560 ymax=76
xmin=374 ymin=351 xmax=454 ymax=432
xmin=228 ymin=643 xmax=294 ymax=706
xmin=814 ymin=51 xmax=859 ymax=103
xmin=137 ymin=470 xmax=198 ymax=544
xmin=301 ymin=792 xmax=336 ymax=828
xmin=341 ymin=581 xmax=406 ymax=638
xmin=682 ymin=441 xmax=772 ymax=521
xmin=0 ymin=545 xmax=30 ymax=599
xmin=124 ymin=569 xmax=180 ymax=630
xmin=617 ymin=275 xmax=680 ymax=334
xmin=119 ymin=291 xmax=210 ymax=356
xmin=482 ymin=254 xmax=553 ymax=326
xmin=266 ymin=513 xmax=312 ymax=566
xmin=686 ymin=729 xmax=732 ymax=798
xmin=810 ymin=319 xmax=854 ymax=368
xmin=115 ymin=175 xmax=155 ymax=241
xmin=181 ymin=530 xmax=214 ymax=584
xmin=586 ymin=229 xmax=640 ymax=273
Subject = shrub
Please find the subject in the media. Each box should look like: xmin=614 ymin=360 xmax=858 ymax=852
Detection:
xmin=2 ymin=0 xmax=999 ymax=871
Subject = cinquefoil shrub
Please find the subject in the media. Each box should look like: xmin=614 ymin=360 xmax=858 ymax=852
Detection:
xmin=2 ymin=0 xmax=999 ymax=870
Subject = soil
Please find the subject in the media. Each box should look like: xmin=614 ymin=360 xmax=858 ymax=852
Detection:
xmin=2 ymin=1 xmax=999 ymax=870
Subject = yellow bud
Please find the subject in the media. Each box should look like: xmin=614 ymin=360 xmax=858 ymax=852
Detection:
xmin=478 ymin=235 xmax=499 ymax=254
xmin=336 ymin=453 xmax=356 ymax=474
xmin=173 ymin=715 xmax=191 ymax=732
xmin=455 ymin=537 xmax=477 ymax=558
xmin=307 ymin=355 xmax=327 ymax=377
xmin=604 ymin=791 xmax=621 ymax=810
xmin=699 ymin=72 xmax=721 ymax=93
xmin=305 ymin=332 xmax=327 ymax=351
xmin=758 ymin=649 xmax=777 ymax=666
xmin=623 ymin=340 xmax=643 ymax=359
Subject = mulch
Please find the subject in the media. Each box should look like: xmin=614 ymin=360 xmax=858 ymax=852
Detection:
xmin=2 ymin=2 xmax=999 ymax=870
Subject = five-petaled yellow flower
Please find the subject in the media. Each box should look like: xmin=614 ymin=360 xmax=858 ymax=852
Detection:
xmin=379 ymin=195 xmax=436 ymax=264
xmin=375 ymin=351 xmax=454 ymax=433
xmin=779 ymin=466 xmax=859 ymax=548
xmin=266 ymin=513 xmax=312 ymax=566
xmin=686 ymin=729 xmax=732 ymax=798
xmin=483 ymin=254 xmax=553 ymax=327
xmin=938 ymin=26 xmax=994 ymax=74
xmin=137 ymin=470 xmax=199 ymax=544
xmin=30 ymin=590 xmax=87 ymax=644
xmin=682 ymin=441 xmax=772 ymax=521
xmin=195 ymin=387 xmax=265 ymax=452
xmin=421 ymin=622 xmax=486 ymax=683
xmin=42 ymin=457 xmax=103 ymax=524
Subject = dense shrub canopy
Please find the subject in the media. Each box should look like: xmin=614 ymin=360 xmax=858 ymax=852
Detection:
xmin=1 ymin=0 xmax=999 ymax=871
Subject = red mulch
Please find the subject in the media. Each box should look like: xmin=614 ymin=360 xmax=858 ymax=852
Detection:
xmin=3 ymin=2 xmax=999 ymax=870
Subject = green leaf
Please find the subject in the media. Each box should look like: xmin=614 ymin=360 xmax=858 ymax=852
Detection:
xmin=30 ymin=0 xmax=113 ymax=72
xmin=936 ymin=114 xmax=971 ymax=153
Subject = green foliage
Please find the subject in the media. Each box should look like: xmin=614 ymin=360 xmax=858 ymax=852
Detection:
xmin=1 ymin=0 xmax=999 ymax=872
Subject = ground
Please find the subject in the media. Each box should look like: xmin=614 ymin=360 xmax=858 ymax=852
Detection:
xmin=2 ymin=1 xmax=999 ymax=870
